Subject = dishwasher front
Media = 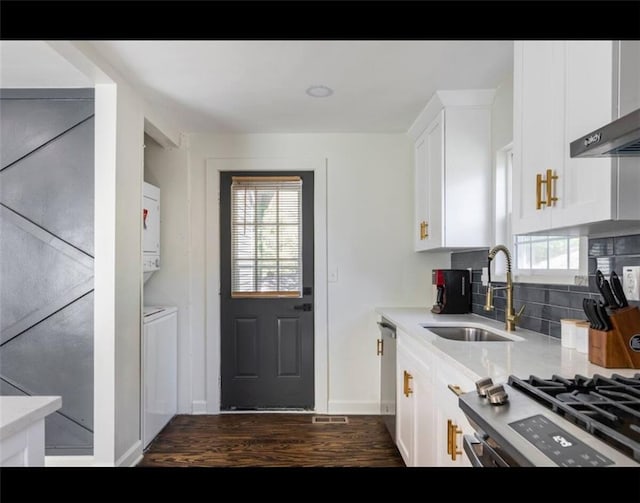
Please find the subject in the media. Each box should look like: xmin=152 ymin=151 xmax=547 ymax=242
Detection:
xmin=377 ymin=318 xmax=396 ymax=442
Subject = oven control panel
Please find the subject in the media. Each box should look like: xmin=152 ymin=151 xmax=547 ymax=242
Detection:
xmin=509 ymin=415 xmax=614 ymax=467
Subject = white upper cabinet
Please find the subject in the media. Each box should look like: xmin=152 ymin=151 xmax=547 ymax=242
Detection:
xmin=512 ymin=41 xmax=640 ymax=235
xmin=409 ymin=90 xmax=494 ymax=251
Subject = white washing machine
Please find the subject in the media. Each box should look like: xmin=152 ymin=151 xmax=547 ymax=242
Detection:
xmin=142 ymin=306 xmax=177 ymax=449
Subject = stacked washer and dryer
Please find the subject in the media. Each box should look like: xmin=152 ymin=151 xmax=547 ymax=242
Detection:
xmin=142 ymin=181 xmax=177 ymax=450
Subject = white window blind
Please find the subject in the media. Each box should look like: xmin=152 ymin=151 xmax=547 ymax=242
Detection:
xmin=231 ymin=176 xmax=302 ymax=298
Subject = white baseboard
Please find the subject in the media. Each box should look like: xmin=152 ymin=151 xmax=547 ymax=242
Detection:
xmin=327 ymin=400 xmax=380 ymax=415
xmin=45 ymin=455 xmax=96 ymax=467
xmin=192 ymin=400 xmax=208 ymax=414
xmin=116 ymin=440 xmax=143 ymax=467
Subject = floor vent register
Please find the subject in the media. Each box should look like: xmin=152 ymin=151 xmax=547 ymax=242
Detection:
xmin=311 ymin=415 xmax=349 ymax=424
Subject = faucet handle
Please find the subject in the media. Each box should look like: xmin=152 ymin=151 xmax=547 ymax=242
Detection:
xmin=514 ymin=304 xmax=526 ymax=322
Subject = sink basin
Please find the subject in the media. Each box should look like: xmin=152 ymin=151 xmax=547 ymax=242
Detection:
xmin=422 ymin=326 xmax=514 ymax=342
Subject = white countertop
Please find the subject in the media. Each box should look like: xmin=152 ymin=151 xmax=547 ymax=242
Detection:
xmin=376 ymin=307 xmax=639 ymax=383
xmin=0 ymin=396 xmax=62 ymax=440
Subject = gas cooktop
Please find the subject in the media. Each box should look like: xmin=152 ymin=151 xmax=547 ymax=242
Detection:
xmin=459 ymin=373 xmax=640 ymax=467
xmin=507 ymin=373 xmax=640 ymax=463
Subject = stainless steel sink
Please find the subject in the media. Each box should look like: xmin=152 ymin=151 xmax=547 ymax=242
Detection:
xmin=422 ymin=326 xmax=514 ymax=342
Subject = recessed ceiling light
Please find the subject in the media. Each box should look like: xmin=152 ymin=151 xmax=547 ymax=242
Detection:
xmin=306 ymin=85 xmax=334 ymax=98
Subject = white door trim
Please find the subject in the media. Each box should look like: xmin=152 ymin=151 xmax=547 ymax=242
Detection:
xmin=205 ymin=158 xmax=328 ymax=414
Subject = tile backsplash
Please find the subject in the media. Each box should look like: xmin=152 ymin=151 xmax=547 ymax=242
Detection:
xmin=450 ymin=233 xmax=640 ymax=339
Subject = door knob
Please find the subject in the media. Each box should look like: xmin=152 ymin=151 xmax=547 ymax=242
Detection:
xmin=294 ymin=303 xmax=312 ymax=311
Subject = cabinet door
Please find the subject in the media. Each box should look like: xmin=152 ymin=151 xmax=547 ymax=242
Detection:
xmin=512 ymin=41 xmax=562 ymax=235
xmin=396 ymin=346 xmax=415 ymax=466
xmin=413 ymin=358 xmax=436 ymax=466
xmin=423 ymin=111 xmax=444 ymax=249
xmin=553 ymin=41 xmax=615 ymax=229
xmin=414 ymin=129 xmax=429 ymax=251
xmin=434 ymin=362 xmax=474 ymax=467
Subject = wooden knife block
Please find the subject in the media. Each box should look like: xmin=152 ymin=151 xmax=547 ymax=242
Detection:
xmin=588 ymin=306 xmax=640 ymax=369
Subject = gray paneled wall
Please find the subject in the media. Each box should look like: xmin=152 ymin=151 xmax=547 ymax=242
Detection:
xmin=0 ymin=89 xmax=95 ymax=455
xmin=451 ymin=234 xmax=640 ymax=339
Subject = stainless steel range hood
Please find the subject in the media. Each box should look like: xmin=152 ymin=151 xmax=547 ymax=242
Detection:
xmin=570 ymin=41 xmax=640 ymax=159
xmin=570 ymin=107 xmax=640 ymax=157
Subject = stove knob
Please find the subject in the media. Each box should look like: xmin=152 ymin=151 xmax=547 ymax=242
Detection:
xmin=475 ymin=377 xmax=494 ymax=397
xmin=485 ymin=383 xmax=509 ymax=405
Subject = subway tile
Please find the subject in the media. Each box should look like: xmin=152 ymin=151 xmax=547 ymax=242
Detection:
xmin=613 ymin=234 xmax=640 ymax=256
xmin=518 ymin=282 xmax=569 ymax=291
xmin=451 ymin=250 xmax=489 ymax=270
xmin=612 ymin=255 xmax=640 ymax=273
xmin=589 ymin=238 xmax=614 ymax=257
xmin=569 ymin=284 xmax=592 ymax=293
xmin=541 ymin=305 xmax=569 ymax=321
xmin=566 ymin=308 xmax=588 ymax=322
xmin=514 ymin=286 xmax=547 ymax=304
xmin=493 ymin=287 xmax=506 ymax=299
xmin=548 ymin=322 xmax=561 ymax=339
xmin=451 ymin=231 xmax=639 ymax=339
xmin=547 ymin=290 xmax=589 ymax=310
xmin=518 ymin=316 xmax=548 ymax=335
xmin=493 ymin=296 xmax=506 ymax=311
xmin=519 ymin=302 xmax=543 ymax=319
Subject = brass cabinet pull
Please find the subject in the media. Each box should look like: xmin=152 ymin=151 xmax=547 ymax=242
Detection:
xmin=376 ymin=339 xmax=383 ymax=356
xmin=419 ymin=221 xmax=429 ymax=240
xmin=403 ymin=370 xmax=413 ymax=397
xmin=447 ymin=419 xmax=463 ymax=461
xmin=546 ymin=169 xmax=558 ymax=206
xmin=447 ymin=384 xmax=463 ymax=396
xmin=536 ymin=173 xmax=547 ymax=210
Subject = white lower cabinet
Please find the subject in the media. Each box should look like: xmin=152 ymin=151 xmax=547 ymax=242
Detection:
xmin=396 ymin=329 xmax=474 ymax=466
xmin=433 ymin=359 xmax=475 ymax=467
xmin=396 ymin=331 xmax=434 ymax=466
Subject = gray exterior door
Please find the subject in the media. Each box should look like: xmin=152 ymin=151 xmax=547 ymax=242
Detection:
xmin=220 ymin=171 xmax=314 ymax=410
xmin=0 ymin=89 xmax=94 ymax=455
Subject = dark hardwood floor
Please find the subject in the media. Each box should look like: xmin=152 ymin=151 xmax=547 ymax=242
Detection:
xmin=138 ymin=413 xmax=405 ymax=467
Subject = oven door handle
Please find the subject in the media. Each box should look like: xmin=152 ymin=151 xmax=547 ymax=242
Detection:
xmin=463 ymin=433 xmax=511 ymax=467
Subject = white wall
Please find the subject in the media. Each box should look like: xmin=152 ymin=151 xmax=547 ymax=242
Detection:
xmin=113 ymin=82 xmax=144 ymax=464
xmin=187 ymin=134 xmax=450 ymax=414
xmin=46 ymin=41 xmax=177 ymax=466
xmin=143 ymin=135 xmax=191 ymax=413
xmin=492 ymin=73 xmax=514 ymax=154
xmin=491 ymin=73 xmax=514 ymax=275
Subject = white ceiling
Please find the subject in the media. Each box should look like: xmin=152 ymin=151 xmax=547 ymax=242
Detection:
xmin=0 ymin=41 xmax=92 ymax=88
xmin=0 ymin=40 xmax=513 ymax=134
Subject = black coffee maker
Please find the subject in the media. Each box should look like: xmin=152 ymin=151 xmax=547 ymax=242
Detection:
xmin=431 ymin=269 xmax=471 ymax=314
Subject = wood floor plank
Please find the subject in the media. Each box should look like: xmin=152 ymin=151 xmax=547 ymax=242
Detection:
xmin=138 ymin=414 xmax=405 ymax=467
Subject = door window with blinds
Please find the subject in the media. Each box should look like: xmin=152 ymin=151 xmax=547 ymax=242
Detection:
xmin=230 ymin=176 xmax=303 ymax=297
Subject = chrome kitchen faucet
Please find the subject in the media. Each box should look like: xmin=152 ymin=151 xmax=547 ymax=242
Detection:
xmin=484 ymin=245 xmax=525 ymax=331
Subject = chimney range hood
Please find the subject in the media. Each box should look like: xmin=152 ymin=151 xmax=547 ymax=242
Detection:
xmin=570 ymin=107 xmax=640 ymax=158
xmin=570 ymin=41 xmax=640 ymax=159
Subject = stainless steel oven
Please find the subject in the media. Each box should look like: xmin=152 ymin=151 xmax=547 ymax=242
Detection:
xmin=459 ymin=374 xmax=640 ymax=467
xmin=378 ymin=318 xmax=396 ymax=442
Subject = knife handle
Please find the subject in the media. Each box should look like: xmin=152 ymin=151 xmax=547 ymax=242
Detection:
xmin=610 ymin=271 xmax=629 ymax=308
